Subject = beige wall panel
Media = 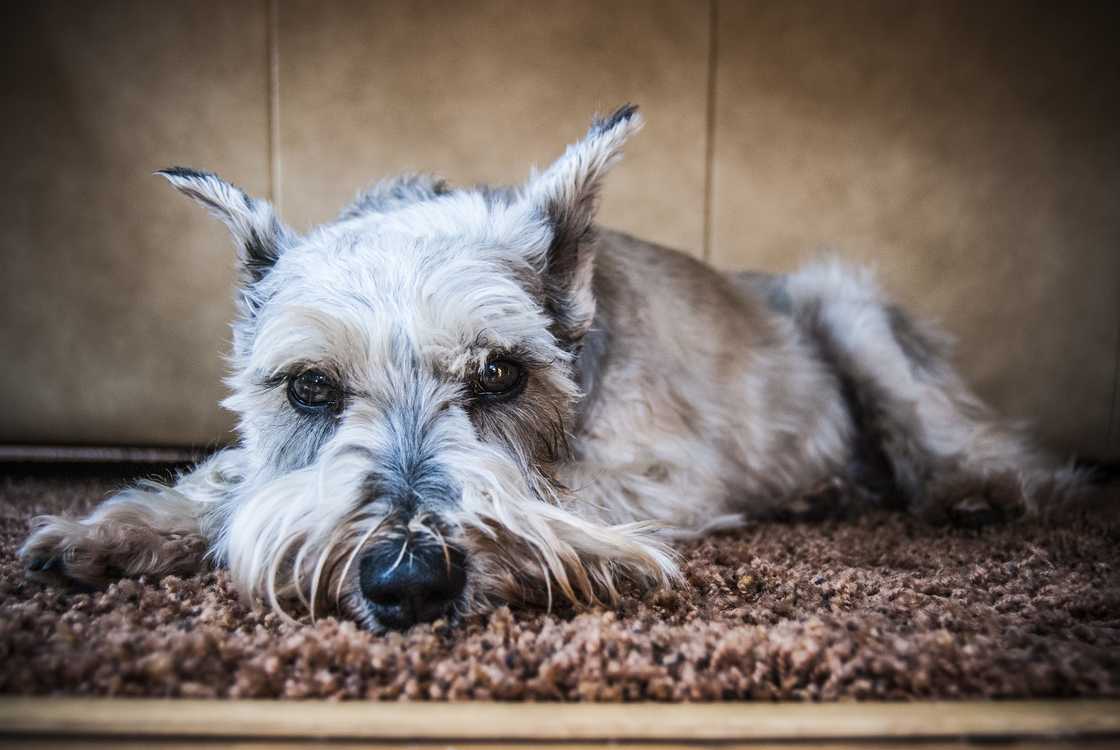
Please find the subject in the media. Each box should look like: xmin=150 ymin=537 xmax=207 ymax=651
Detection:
xmin=710 ymin=1 xmax=1120 ymax=458
xmin=0 ymin=2 xmax=268 ymax=446
xmin=277 ymin=0 xmax=709 ymax=255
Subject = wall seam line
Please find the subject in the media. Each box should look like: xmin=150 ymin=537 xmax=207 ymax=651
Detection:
xmin=1108 ymin=291 xmax=1120 ymax=454
xmin=267 ymin=0 xmax=282 ymax=212
xmin=700 ymin=0 xmax=719 ymax=263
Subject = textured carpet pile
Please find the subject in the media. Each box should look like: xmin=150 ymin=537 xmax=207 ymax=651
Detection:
xmin=1 ymin=473 xmax=1118 ymax=701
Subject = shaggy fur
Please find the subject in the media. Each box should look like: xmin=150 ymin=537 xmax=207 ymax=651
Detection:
xmin=19 ymin=106 xmax=1096 ymax=631
xmin=4 ymin=475 xmax=1119 ymax=700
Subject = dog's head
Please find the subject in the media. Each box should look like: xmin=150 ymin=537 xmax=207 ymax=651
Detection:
xmin=160 ymin=106 xmax=676 ymax=630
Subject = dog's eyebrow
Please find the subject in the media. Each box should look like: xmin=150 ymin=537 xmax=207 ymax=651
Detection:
xmin=467 ymin=333 xmax=558 ymax=367
xmin=421 ymin=333 xmax=561 ymax=385
xmin=248 ymin=304 xmax=374 ymax=375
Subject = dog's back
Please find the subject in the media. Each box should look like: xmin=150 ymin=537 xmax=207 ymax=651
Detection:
xmin=579 ymin=229 xmax=1089 ymax=527
xmin=566 ymin=230 xmax=856 ymax=527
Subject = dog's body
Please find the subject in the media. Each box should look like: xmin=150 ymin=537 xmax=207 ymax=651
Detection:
xmin=22 ymin=107 xmax=1085 ymax=630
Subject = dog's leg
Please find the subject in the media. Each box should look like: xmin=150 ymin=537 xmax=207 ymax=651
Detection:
xmin=20 ymin=449 xmax=242 ymax=586
xmin=782 ymin=262 xmax=1087 ymax=523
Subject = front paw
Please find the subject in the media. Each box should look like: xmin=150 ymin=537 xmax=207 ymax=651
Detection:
xmin=20 ymin=514 xmax=207 ymax=587
xmin=20 ymin=516 xmax=104 ymax=586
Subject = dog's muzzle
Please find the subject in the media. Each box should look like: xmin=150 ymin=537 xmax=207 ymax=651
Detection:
xmin=358 ymin=542 xmax=466 ymax=629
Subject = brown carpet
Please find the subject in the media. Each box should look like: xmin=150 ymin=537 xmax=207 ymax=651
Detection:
xmin=1 ymin=473 xmax=1118 ymax=701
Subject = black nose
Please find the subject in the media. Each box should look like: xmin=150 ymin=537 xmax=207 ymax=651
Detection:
xmin=358 ymin=543 xmax=466 ymax=630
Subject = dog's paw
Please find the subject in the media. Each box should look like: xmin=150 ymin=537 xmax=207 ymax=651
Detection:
xmin=780 ymin=478 xmax=854 ymax=521
xmin=20 ymin=514 xmax=207 ymax=588
xmin=947 ymin=494 xmax=1007 ymax=528
xmin=917 ymin=472 xmax=1026 ymax=527
xmin=19 ymin=516 xmax=104 ymax=586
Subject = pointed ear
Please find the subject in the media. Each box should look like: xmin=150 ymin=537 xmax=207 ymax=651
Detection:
xmin=157 ymin=167 xmax=292 ymax=285
xmin=521 ymin=105 xmax=644 ymax=344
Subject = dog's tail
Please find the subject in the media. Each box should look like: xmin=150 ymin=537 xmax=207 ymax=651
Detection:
xmin=776 ymin=259 xmax=1111 ymax=524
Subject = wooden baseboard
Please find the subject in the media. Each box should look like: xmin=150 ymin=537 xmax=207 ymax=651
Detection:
xmin=0 ymin=698 xmax=1118 ymax=748
xmin=0 ymin=446 xmax=208 ymax=463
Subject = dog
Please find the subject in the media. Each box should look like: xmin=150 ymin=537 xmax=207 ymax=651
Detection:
xmin=20 ymin=105 xmax=1089 ymax=631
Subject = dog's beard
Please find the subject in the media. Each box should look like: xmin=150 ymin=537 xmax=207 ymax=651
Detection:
xmin=215 ymin=427 xmax=680 ymax=630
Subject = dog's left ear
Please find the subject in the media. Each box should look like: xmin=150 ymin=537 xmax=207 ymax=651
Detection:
xmin=521 ymin=105 xmax=644 ymax=343
xmin=157 ymin=167 xmax=293 ymax=287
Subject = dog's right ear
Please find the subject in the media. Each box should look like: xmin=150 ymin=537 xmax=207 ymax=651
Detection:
xmin=520 ymin=105 xmax=644 ymax=344
xmin=157 ymin=167 xmax=293 ymax=285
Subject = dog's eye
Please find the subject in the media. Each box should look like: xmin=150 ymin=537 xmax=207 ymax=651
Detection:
xmin=288 ymin=370 xmax=341 ymax=412
xmin=478 ymin=360 xmax=523 ymax=397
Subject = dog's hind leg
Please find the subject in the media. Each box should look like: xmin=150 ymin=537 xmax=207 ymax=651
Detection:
xmin=781 ymin=261 xmax=1087 ymax=523
xmin=20 ymin=449 xmax=242 ymax=586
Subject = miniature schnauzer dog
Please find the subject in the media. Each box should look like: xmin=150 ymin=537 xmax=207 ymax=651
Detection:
xmin=22 ymin=106 xmax=1089 ymax=630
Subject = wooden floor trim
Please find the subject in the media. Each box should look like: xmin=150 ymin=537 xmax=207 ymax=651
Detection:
xmin=0 ymin=445 xmax=206 ymax=463
xmin=0 ymin=699 xmax=1118 ymax=744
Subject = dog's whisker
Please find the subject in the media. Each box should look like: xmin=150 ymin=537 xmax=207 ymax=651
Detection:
xmin=534 ymin=551 xmax=553 ymax=614
xmin=333 ymin=516 xmax=386 ymax=606
xmin=291 ymin=537 xmax=313 ymax=612
xmin=386 ymin=532 xmax=410 ymax=575
xmin=427 ymin=525 xmax=452 ymax=576
xmin=309 ymin=530 xmax=343 ymax=623
xmin=264 ymin=530 xmax=304 ymax=625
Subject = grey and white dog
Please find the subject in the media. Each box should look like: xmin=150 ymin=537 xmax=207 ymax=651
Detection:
xmin=21 ymin=106 xmax=1088 ymax=630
